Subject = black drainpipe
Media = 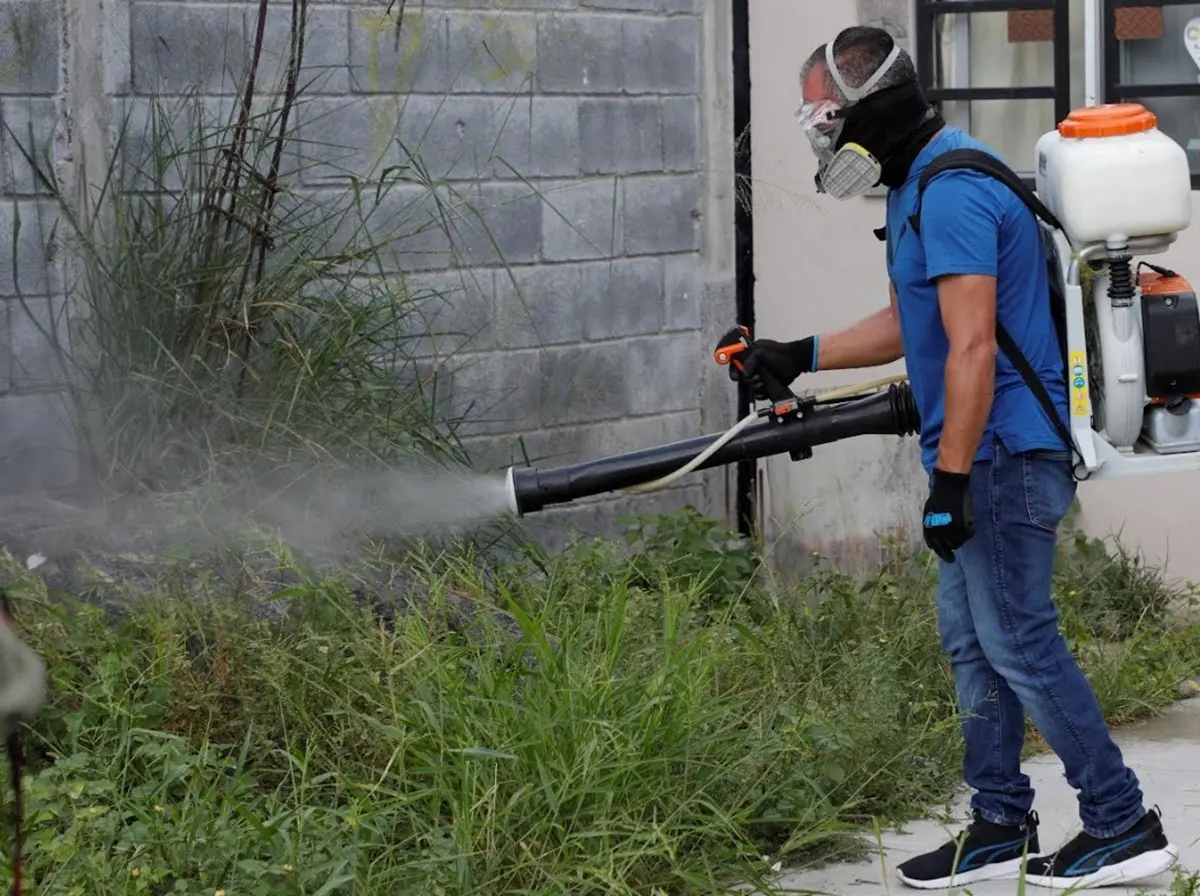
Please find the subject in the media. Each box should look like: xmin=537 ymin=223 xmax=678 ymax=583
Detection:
xmin=731 ymin=0 xmax=756 ymax=538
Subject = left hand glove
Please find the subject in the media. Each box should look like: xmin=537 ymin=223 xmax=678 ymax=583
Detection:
xmin=922 ymin=468 xmax=975 ymax=563
xmin=0 ymin=613 xmax=46 ymax=741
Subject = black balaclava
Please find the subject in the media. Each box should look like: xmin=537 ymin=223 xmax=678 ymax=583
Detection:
xmin=834 ymin=80 xmax=945 ymax=188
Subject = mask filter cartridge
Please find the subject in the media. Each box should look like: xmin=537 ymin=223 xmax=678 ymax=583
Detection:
xmin=817 ymin=142 xmax=883 ymax=200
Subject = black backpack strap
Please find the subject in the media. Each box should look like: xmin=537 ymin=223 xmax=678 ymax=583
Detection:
xmin=908 ymin=148 xmax=1063 ymax=236
xmin=993 ymin=323 xmax=1078 ymax=465
xmin=907 ymin=148 xmax=1084 ymax=475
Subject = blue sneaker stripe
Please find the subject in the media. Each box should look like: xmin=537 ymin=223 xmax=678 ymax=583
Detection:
xmin=959 ymin=836 xmax=1031 ymax=870
xmin=1063 ymin=831 xmax=1150 ymax=876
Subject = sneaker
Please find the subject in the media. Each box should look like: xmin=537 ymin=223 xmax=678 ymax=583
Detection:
xmin=895 ymin=810 xmax=1040 ymax=889
xmin=1023 ymin=806 xmax=1178 ymax=890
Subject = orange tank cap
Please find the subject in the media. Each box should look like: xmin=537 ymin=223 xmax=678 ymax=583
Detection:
xmin=1058 ymin=103 xmax=1157 ymax=138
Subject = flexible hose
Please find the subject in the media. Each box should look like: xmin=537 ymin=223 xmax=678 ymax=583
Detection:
xmin=620 ymin=372 xmax=910 ymax=495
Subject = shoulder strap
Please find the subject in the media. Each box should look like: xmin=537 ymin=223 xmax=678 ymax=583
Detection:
xmin=907 ymin=148 xmax=1083 ymax=474
xmin=908 ymin=148 xmax=1063 ymax=236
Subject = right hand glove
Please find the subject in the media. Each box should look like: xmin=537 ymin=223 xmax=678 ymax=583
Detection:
xmin=738 ymin=336 xmax=818 ymax=399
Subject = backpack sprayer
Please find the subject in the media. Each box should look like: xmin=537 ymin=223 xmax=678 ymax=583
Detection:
xmin=503 ymin=102 xmax=1199 ymax=517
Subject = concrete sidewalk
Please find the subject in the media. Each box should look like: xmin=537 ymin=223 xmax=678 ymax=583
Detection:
xmin=765 ymin=698 xmax=1200 ymax=895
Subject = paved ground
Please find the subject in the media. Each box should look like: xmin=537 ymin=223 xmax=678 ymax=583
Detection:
xmin=761 ymin=698 xmax=1200 ymax=895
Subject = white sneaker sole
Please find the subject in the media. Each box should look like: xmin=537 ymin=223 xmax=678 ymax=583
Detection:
xmin=895 ymin=856 xmax=1032 ymax=890
xmin=1022 ymin=844 xmax=1180 ymax=890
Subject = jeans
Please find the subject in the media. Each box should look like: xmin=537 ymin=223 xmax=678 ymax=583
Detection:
xmin=935 ymin=435 xmax=1146 ymax=839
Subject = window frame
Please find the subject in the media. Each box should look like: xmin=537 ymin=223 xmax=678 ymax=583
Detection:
xmin=913 ymin=0 xmax=1075 ymax=187
xmin=1102 ymin=0 xmax=1200 ymax=190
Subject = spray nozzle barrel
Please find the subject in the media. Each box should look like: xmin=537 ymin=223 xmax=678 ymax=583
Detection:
xmin=506 ymin=382 xmax=920 ymax=516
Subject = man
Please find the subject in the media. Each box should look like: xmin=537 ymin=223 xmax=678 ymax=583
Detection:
xmin=739 ymin=24 xmax=1179 ymax=892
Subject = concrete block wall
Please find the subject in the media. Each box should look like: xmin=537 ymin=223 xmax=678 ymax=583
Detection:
xmin=0 ymin=0 xmax=738 ymax=546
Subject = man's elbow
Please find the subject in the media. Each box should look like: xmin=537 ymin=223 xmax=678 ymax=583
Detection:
xmin=949 ymin=331 xmax=997 ymax=366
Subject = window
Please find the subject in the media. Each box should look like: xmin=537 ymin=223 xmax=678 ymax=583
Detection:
xmin=913 ymin=0 xmax=1200 ymax=189
xmin=914 ymin=0 xmax=1080 ymax=183
xmin=1104 ymin=0 xmax=1200 ymax=187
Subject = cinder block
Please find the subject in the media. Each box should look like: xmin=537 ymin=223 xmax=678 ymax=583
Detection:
xmin=519 ymin=408 xmax=700 ymax=467
xmin=535 ymin=12 xmax=623 ymax=94
xmin=131 ymin=3 xmax=249 ymax=94
xmin=445 ymin=10 xmax=537 ymax=94
xmin=417 ymin=0 xmax=578 ymax=8
xmin=580 ymin=256 xmax=663 ymax=340
xmin=348 ymin=6 xmax=449 ymax=94
xmin=622 ymin=15 xmax=699 ymax=95
xmin=199 ymin=94 xmax=306 ymax=183
xmin=538 ymin=340 xmax=634 ymax=425
xmin=7 ymin=295 xmax=65 ymax=390
xmin=0 ymin=200 xmax=58 ymax=298
xmin=540 ymin=177 xmax=623 ymax=262
xmin=0 ymin=0 xmax=61 ymax=95
xmin=493 ymin=263 xmax=587 ymax=349
xmin=293 ymin=97 xmax=390 ymax=182
xmin=0 ymin=98 xmax=57 ymax=195
xmin=401 ymin=268 xmax=499 ymax=357
xmin=0 ymin=390 xmax=79 ymax=493
xmin=320 ymin=182 xmax=459 ymax=272
xmin=109 ymin=96 xmax=198 ymax=193
xmin=620 ymin=330 xmax=702 ymax=415
xmin=448 ymin=182 xmax=543 ymax=267
xmin=662 ymin=252 xmax=702 ymax=330
xmin=258 ymin=4 xmax=350 ymax=95
xmin=578 ymin=98 xmax=663 ymax=175
xmin=530 ymin=97 xmax=582 ymax=178
xmin=447 ymin=347 xmax=543 ymax=435
xmin=582 ymin=0 xmax=697 ymax=11
xmin=661 ymin=96 xmax=700 ymax=171
xmin=622 ymin=174 xmax=701 ymax=255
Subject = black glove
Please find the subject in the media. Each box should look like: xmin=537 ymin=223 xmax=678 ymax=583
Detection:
xmin=737 ymin=336 xmax=818 ymax=400
xmin=922 ymin=468 xmax=975 ymax=563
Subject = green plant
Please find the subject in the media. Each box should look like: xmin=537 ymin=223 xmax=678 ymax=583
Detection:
xmin=1054 ymin=523 xmax=1196 ymax=641
xmin=617 ymin=507 xmax=765 ymax=616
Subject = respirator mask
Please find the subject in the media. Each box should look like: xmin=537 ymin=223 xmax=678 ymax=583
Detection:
xmin=795 ymin=41 xmax=907 ymax=200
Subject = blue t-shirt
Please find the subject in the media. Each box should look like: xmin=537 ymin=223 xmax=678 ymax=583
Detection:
xmin=885 ymin=125 xmax=1068 ymax=472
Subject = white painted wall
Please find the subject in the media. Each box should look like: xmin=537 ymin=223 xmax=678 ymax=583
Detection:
xmin=749 ymin=0 xmax=1200 ymax=583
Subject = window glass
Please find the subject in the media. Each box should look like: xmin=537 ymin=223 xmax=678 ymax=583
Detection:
xmin=1116 ymin=5 xmax=1200 ymax=86
xmin=939 ymin=99 xmax=1057 ymax=175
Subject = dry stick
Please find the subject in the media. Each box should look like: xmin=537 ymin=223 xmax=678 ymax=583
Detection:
xmin=184 ymin=0 xmax=272 ymax=358
xmin=234 ymin=0 xmax=308 ymax=399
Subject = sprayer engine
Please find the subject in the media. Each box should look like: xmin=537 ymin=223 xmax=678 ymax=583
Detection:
xmin=1036 ymin=103 xmax=1200 ymax=478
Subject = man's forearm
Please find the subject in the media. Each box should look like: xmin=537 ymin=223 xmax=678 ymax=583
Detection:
xmin=814 ymin=306 xmax=904 ymax=371
xmin=937 ymin=343 xmax=995 ymax=473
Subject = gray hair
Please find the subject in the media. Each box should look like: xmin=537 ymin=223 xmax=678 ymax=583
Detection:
xmin=800 ymin=26 xmax=917 ymax=105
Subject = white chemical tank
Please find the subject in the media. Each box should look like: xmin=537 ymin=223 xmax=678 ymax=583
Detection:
xmin=1034 ymin=103 xmax=1192 ymax=246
